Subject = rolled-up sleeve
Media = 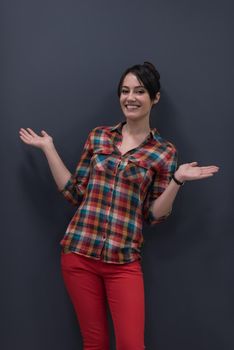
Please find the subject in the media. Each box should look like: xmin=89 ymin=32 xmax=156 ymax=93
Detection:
xmin=59 ymin=130 xmax=93 ymax=206
xmin=142 ymin=144 xmax=178 ymax=226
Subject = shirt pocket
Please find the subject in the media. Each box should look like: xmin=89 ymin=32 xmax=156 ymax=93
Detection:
xmin=91 ymin=147 xmax=114 ymax=173
xmin=121 ymin=158 xmax=151 ymax=185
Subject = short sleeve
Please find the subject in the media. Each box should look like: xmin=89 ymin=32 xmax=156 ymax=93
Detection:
xmin=142 ymin=144 xmax=178 ymax=226
xmin=59 ymin=130 xmax=94 ymax=206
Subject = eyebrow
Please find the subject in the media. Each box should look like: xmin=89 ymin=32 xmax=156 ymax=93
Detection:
xmin=121 ymin=85 xmax=146 ymax=89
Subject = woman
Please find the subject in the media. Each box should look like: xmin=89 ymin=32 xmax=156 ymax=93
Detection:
xmin=19 ymin=62 xmax=219 ymax=350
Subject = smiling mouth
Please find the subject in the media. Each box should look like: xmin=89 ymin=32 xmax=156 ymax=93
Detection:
xmin=125 ymin=104 xmax=140 ymax=109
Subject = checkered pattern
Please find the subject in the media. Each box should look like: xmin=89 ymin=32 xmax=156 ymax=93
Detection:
xmin=59 ymin=120 xmax=177 ymax=264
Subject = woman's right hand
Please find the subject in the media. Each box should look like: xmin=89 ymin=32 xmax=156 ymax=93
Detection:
xmin=19 ymin=128 xmax=54 ymax=151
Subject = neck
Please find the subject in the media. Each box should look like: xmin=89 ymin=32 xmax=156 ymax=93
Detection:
xmin=123 ymin=118 xmax=151 ymax=135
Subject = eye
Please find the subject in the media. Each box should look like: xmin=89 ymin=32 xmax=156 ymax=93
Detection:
xmin=135 ymin=89 xmax=146 ymax=94
xmin=121 ymin=88 xmax=129 ymax=94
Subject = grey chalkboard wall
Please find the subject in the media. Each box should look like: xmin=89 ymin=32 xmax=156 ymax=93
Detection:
xmin=1 ymin=0 xmax=234 ymax=349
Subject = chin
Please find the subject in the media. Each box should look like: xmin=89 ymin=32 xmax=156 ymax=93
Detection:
xmin=123 ymin=110 xmax=140 ymax=118
xmin=123 ymin=113 xmax=138 ymax=119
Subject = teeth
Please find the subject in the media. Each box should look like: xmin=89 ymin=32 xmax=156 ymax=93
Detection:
xmin=126 ymin=105 xmax=139 ymax=109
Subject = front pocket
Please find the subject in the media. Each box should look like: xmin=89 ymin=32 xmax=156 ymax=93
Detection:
xmin=121 ymin=158 xmax=151 ymax=184
xmin=91 ymin=147 xmax=114 ymax=173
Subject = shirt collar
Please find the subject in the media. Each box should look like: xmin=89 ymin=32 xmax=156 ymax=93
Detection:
xmin=110 ymin=120 xmax=159 ymax=140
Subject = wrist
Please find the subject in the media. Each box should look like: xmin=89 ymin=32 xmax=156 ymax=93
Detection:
xmin=172 ymin=172 xmax=185 ymax=186
xmin=174 ymin=170 xmax=185 ymax=183
xmin=42 ymin=142 xmax=55 ymax=154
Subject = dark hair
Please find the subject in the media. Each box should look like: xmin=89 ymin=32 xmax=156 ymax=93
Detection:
xmin=117 ymin=61 xmax=161 ymax=101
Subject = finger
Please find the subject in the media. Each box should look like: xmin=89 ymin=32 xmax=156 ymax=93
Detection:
xmin=198 ymin=174 xmax=214 ymax=179
xmin=201 ymin=169 xmax=220 ymax=176
xmin=19 ymin=134 xmax=32 ymax=144
xmin=200 ymin=165 xmax=219 ymax=169
xmin=19 ymin=128 xmax=32 ymax=137
xmin=19 ymin=129 xmax=33 ymax=141
xmin=190 ymin=174 xmax=214 ymax=180
xmin=200 ymin=171 xmax=218 ymax=177
xmin=190 ymin=161 xmax=198 ymax=166
xmin=200 ymin=166 xmax=219 ymax=172
xmin=26 ymin=128 xmax=38 ymax=137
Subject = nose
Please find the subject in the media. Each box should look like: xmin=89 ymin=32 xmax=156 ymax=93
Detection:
xmin=126 ymin=90 xmax=136 ymax=101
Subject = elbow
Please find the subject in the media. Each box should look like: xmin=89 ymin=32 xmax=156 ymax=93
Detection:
xmin=150 ymin=204 xmax=173 ymax=221
xmin=146 ymin=207 xmax=172 ymax=226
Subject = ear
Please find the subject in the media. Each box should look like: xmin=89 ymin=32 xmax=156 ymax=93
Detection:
xmin=153 ymin=92 xmax=160 ymax=105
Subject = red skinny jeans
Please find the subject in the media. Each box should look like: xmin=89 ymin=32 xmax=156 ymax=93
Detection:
xmin=61 ymin=251 xmax=145 ymax=350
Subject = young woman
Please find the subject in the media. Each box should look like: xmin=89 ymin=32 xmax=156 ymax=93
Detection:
xmin=19 ymin=62 xmax=219 ymax=350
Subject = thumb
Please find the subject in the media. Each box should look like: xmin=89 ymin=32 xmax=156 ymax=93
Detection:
xmin=190 ymin=161 xmax=198 ymax=166
xmin=41 ymin=130 xmax=48 ymax=136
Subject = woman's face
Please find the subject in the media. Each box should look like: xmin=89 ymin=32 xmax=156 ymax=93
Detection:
xmin=119 ymin=73 xmax=158 ymax=122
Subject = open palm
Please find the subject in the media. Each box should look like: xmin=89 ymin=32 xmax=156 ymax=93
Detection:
xmin=19 ymin=128 xmax=53 ymax=150
xmin=177 ymin=162 xmax=219 ymax=181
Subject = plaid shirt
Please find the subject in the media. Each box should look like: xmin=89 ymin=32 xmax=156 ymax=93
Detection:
xmin=59 ymin=120 xmax=177 ymax=264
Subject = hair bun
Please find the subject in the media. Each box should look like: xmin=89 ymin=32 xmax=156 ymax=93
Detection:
xmin=143 ymin=61 xmax=160 ymax=80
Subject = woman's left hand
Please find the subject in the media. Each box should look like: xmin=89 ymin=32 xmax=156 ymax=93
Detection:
xmin=174 ymin=162 xmax=219 ymax=182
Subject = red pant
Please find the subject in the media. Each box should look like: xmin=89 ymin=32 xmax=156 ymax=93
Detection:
xmin=61 ymin=251 xmax=145 ymax=350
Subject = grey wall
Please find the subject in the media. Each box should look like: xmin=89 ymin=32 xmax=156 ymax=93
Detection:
xmin=1 ymin=0 xmax=234 ymax=349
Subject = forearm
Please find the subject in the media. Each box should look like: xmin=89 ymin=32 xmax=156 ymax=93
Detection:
xmin=42 ymin=144 xmax=71 ymax=191
xmin=150 ymin=160 xmax=219 ymax=219
xmin=150 ymin=175 xmax=182 ymax=219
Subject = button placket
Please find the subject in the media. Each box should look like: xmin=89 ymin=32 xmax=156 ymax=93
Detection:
xmin=113 ymin=157 xmax=122 ymax=175
xmin=103 ymin=157 xmax=121 ymax=233
xmin=102 ymin=154 xmax=124 ymax=244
